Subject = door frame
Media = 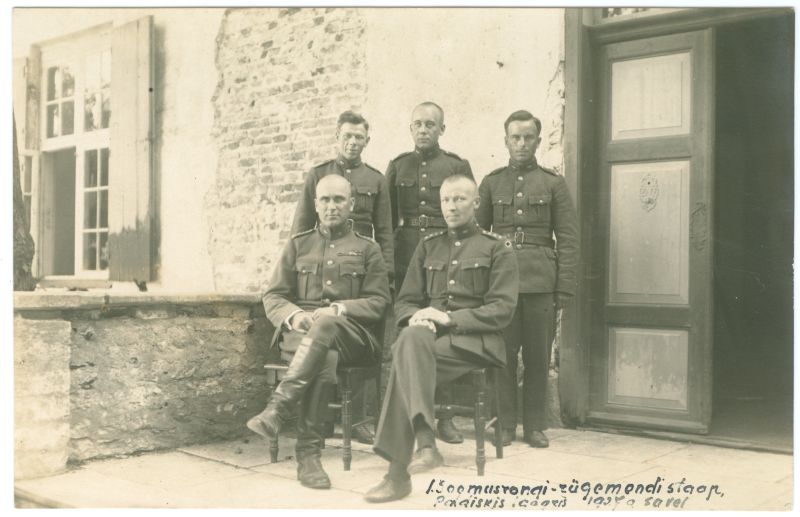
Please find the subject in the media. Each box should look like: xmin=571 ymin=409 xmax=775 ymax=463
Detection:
xmin=559 ymin=6 xmax=794 ymax=427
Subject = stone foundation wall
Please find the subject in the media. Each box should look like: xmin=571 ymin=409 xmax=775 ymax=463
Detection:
xmin=14 ymin=317 xmax=72 ymax=480
xmin=14 ymin=294 xmax=276 ymax=472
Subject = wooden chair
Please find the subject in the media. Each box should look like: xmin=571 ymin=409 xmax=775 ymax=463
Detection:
xmin=438 ymin=367 xmax=504 ymax=475
xmin=262 ymin=355 xmax=382 ymax=472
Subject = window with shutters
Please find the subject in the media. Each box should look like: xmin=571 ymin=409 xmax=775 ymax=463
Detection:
xmin=18 ymin=17 xmax=154 ymax=286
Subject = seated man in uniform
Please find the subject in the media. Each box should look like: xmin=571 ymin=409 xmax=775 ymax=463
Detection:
xmin=364 ymin=175 xmax=519 ymax=503
xmin=247 ymin=174 xmax=390 ymax=489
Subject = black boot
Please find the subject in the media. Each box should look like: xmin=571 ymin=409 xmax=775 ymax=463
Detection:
xmin=296 ymin=379 xmax=334 ymax=489
xmin=247 ymin=338 xmax=330 ymax=440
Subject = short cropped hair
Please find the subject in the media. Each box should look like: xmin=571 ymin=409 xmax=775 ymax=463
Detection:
xmin=338 ymin=110 xmax=370 ymax=132
xmin=414 ymin=101 xmax=445 ymax=125
xmin=504 ymin=110 xmax=542 ymax=135
xmin=441 ymin=173 xmax=477 ymax=191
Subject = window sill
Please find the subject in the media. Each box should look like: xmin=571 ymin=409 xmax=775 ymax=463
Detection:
xmin=13 ymin=291 xmax=261 ymax=313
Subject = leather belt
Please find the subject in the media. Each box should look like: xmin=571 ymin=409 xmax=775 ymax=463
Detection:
xmin=498 ymin=230 xmax=555 ymax=248
xmin=352 ymin=221 xmax=375 ymax=238
xmin=400 ymin=214 xmax=447 ymax=228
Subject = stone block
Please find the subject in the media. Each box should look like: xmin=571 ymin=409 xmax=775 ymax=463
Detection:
xmin=68 ymin=313 xmax=273 ymax=462
xmin=14 ymin=316 xmax=72 ymax=479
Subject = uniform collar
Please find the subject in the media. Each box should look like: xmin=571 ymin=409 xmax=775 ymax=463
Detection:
xmin=318 ymin=219 xmax=353 ymax=240
xmin=447 ymin=220 xmax=481 ymax=240
xmin=415 ymin=145 xmax=441 ymax=160
xmin=509 ymin=157 xmax=539 ymax=172
xmin=336 ymin=155 xmax=362 ymax=169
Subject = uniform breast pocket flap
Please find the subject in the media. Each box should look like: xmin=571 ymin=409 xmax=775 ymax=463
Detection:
xmin=397 ymin=176 xmax=417 ymax=188
xmin=294 ymin=262 xmax=319 ymax=299
xmin=354 ymin=184 xmax=377 ymax=210
xmin=295 ymin=262 xmax=319 ymax=275
xmin=528 ymin=193 xmax=552 ymax=206
xmin=461 ymin=256 xmax=491 ymax=293
xmin=493 ymin=195 xmax=512 ymax=220
xmin=423 ymin=260 xmax=446 ymax=293
xmin=340 ymin=263 xmax=366 ymax=277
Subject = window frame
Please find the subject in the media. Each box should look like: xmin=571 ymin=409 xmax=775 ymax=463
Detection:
xmin=39 ymin=24 xmax=112 ymax=281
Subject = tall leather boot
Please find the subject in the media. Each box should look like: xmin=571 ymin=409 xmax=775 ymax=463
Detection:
xmin=247 ymin=337 xmax=330 ymax=440
xmin=295 ymin=379 xmax=335 ymax=489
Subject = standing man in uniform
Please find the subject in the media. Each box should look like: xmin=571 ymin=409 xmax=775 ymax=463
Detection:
xmin=476 ymin=110 xmax=578 ymax=448
xmin=248 ymin=174 xmax=390 ymax=489
xmin=385 ymin=101 xmax=473 ymax=444
xmin=291 ymin=110 xmax=393 ymax=444
xmin=364 ymin=175 xmax=519 ymax=503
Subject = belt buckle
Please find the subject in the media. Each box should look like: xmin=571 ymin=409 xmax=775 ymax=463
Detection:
xmin=418 ymin=214 xmax=429 ymax=228
xmin=514 ymin=231 xmax=525 ymax=245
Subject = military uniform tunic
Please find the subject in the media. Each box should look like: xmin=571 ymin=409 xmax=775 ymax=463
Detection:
xmin=373 ymin=221 xmax=519 ymax=465
xmin=291 ymin=158 xmax=395 ymax=281
xmin=262 ymin=222 xmax=391 ymax=363
xmin=386 ymin=147 xmax=473 ymax=288
xmin=476 ymin=159 xmax=579 ymax=434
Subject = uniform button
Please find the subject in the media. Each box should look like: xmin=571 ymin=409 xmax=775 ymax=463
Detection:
xmin=455 ymin=241 xmax=462 ymax=247
xmin=451 ymin=260 xmax=458 ymax=265
xmin=474 ymin=262 xmax=480 ymax=267
xmin=516 ymin=226 xmax=522 ymax=231
xmin=421 ymin=173 xmax=427 ymax=178
xmin=516 ymin=192 xmax=523 ymax=198
xmin=420 ymin=186 xmax=426 ymax=192
xmin=539 ymin=199 xmax=544 ymax=203
xmin=516 ymin=244 xmax=523 ymax=249
xmin=420 ymin=227 xmax=426 ymax=232
xmin=448 ymin=294 xmax=453 ymax=299
xmin=420 ymin=201 xmax=427 ymax=206
xmin=516 ymin=209 xmax=523 ymax=215
xmin=323 ymin=298 xmax=331 ymax=303
xmin=329 ymin=244 xmax=335 ymax=248
xmin=327 ymin=260 xmax=334 ymax=265
xmin=518 ymin=176 xmax=523 ymax=181
xmin=422 ymin=162 xmax=427 ymax=166
xmin=449 ymin=279 xmax=455 ymax=285
xmin=346 ymin=169 xmax=351 ymax=174
xmin=325 ymin=280 xmax=332 ymax=286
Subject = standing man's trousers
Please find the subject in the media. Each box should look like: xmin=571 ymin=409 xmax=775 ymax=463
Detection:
xmin=373 ymin=326 xmax=490 ymax=464
xmin=499 ymin=293 xmax=555 ymax=435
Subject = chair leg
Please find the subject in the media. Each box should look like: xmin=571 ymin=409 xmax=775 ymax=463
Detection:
xmin=341 ymin=374 xmax=352 ymax=471
xmin=269 ymin=435 xmax=279 ymax=463
xmin=493 ymin=368 xmax=504 ymax=459
xmin=473 ymin=371 xmax=487 ymax=476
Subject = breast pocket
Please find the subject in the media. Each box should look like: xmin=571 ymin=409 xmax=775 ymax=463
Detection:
xmin=396 ymin=175 xmax=418 ymax=211
xmin=459 ymin=257 xmax=491 ymax=295
xmin=340 ymin=262 xmax=366 ymax=298
xmin=423 ymin=260 xmax=446 ymax=296
xmin=493 ymin=195 xmax=512 ymax=224
xmin=294 ymin=262 xmax=319 ymax=300
xmin=354 ymin=184 xmax=377 ymax=213
xmin=527 ymin=193 xmax=552 ymax=226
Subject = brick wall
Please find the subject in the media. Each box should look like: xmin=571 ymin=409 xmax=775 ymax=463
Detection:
xmin=207 ymin=7 xmax=368 ymax=292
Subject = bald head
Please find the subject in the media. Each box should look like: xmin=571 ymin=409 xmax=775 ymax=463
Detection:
xmin=315 ymin=174 xmax=353 ymax=228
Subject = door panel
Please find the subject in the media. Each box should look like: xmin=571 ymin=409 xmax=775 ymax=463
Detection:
xmin=589 ymin=30 xmax=713 ymax=433
xmin=609 ymin=160 xmax=690 ymax=305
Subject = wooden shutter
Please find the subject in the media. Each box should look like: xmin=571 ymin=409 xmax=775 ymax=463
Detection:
xmin=108 ymin=16 xmax=154 ymax=282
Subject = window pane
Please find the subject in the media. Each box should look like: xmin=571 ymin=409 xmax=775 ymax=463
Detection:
xmin=99 ymin=190 xmax=108 ymax=228
xmin=24 ymin=157 xmax=32 ymax=192
xmin=47 ymin=67 xmax=59 ymax=101
xmin=83 ymin=232 xmax=97 ymax=271
xmin=47 ymin=104 xmax=60 ymax=137
xmin=62 ymin=66 xmax=75 ymax=98
xmin=99 ymin=232 xmax=109 ymax=270
xmin=85 ymin=149 xmax=98 ymax=187
xmin=84 ymin=191 xmax=98 ymax=229
xmin=101 ymin=88 xmax=111 ymax=128
xmin=100 ymin=149 xmax=109 ymax=186
xmin=61 ymin=101 xmax=74 ymax=136
xmin=84 ymin=92 xmax=99 ymax=131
